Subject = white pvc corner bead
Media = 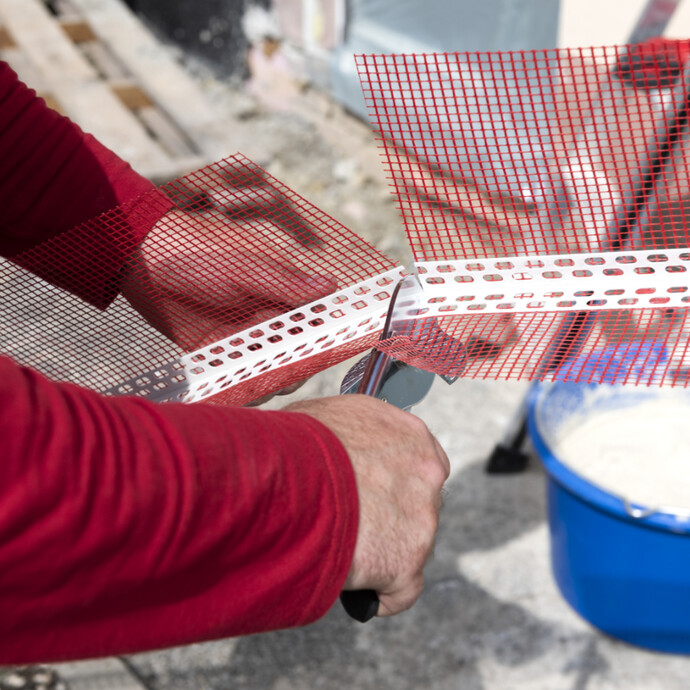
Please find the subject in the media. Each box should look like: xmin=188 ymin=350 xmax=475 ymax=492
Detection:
xmin=110 ymin=247 xmax=690 ymax=403
xmin=416 ymin=247 xmax=690 ymax=316
xmin=107 ymin=266 xmax=406 ymax=403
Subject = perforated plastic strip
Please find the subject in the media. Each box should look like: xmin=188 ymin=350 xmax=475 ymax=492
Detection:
xmin=108 ymin=245 xmax=690 ymax=402
xmin=107 ymin=267 xmax=405 ymax=402
xmin=416 ymin=247 xmax=690 ymax=315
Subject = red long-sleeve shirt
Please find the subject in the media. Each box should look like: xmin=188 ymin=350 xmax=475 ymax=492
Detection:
xmin=0 ymin=62 xmax=358 ymax=663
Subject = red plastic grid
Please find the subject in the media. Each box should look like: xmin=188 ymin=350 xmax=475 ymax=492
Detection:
xmin=358 ymin=40 xmax=690 ymax=386
xmin=0 ymin=154 xmax=396 ymax=405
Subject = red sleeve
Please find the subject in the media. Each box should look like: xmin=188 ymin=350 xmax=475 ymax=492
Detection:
xmin=0 ymin=61 xmax=171 ymax=308
xmin=0 ymin=356 xmax=358 ymax=663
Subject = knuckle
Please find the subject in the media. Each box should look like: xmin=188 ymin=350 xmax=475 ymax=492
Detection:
xmin=405 ymin=412 xmax=430 ymax=436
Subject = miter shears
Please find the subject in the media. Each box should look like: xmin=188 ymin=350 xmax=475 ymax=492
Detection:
xmin=338 ymin=272 xmax=436 ymax=623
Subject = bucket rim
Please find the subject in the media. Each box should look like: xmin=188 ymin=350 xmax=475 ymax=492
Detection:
xmin=527 ymin=382 xmax=690 ymax=535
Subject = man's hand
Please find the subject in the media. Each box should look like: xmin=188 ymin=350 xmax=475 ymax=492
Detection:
xmin=120 ymin=208 xmax=336 ymax=351
xmin=284 ymin=395 xmax=450 ymax=617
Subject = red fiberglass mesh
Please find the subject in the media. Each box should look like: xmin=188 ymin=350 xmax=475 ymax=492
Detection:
xmin=0 ymin=154 xmax=395 ymax=405
xmin=357 ymin=40 xmax=690 ymax=386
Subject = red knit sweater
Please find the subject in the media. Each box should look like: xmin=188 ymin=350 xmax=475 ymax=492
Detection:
xmin=0 ymin=62 xmax=358 ymax=663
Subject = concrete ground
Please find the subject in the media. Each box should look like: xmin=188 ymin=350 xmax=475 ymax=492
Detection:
xmin=7 ymin=1 xmax=690 ymax=687
xmin=119 ymin=375 xmax=690 ymax=690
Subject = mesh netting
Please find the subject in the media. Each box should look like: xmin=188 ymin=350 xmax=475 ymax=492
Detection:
xmin=0 ymin=154 xmax=396 ymax=405
xmin=7 ymin=41 xmax=690 ymax=401
xmin=358 ymin=40 xmax=690 ymax=386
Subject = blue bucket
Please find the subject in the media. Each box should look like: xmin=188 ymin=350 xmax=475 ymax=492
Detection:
xmin=527 ymin=382 xmax=690 ymax=653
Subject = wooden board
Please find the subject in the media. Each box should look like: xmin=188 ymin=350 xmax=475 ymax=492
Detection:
xmin=0 ymin=0 xmax=231 ymax=182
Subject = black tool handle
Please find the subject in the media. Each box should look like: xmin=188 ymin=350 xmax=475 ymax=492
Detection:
xmin=340 ymin=589 xmax=379 ymax=622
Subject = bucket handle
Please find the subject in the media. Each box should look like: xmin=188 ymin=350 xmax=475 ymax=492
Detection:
xmin=623 ymin=499 xmax=658 ymax=520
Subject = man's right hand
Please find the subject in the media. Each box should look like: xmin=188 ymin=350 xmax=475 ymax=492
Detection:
xmin=283 ymin=394 xmax=450 ymax=617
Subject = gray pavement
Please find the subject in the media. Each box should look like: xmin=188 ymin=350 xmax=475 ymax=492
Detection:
xmin=122 ymin=374 xmax=690 ymax=690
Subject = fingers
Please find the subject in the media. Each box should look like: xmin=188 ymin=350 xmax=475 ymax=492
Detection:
xmin=377 ymin=573 xmax=426 ymax=617
xmin=288 ymin=396 xmax=450 ymax=620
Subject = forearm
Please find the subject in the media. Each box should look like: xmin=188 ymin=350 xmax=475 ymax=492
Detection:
xmin=0 ymin=356 xmax=358 ymax=663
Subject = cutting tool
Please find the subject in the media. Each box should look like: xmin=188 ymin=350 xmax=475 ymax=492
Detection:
xmin=338 ymin=272 xmax=436 ymax=622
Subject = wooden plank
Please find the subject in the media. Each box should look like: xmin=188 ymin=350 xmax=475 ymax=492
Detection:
xmin=79 ymin=38 xmax=128 ymax=78
xmin=0 ymin=44 xmax=52 ymax=94
xmin=0 ymin=23 xmax=14 ymax=48
xmin=137 ymin=105 xmax=199 ymax=157
xmin=0 ymin=0 xmax=177 ymax=179
xmin=109 ymin=78 xmax=153 ymax=108
xmin=59 ymin=17 xmax=96 ymax=43
xmin=68 ymin=0 xmax=243 ymax=158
